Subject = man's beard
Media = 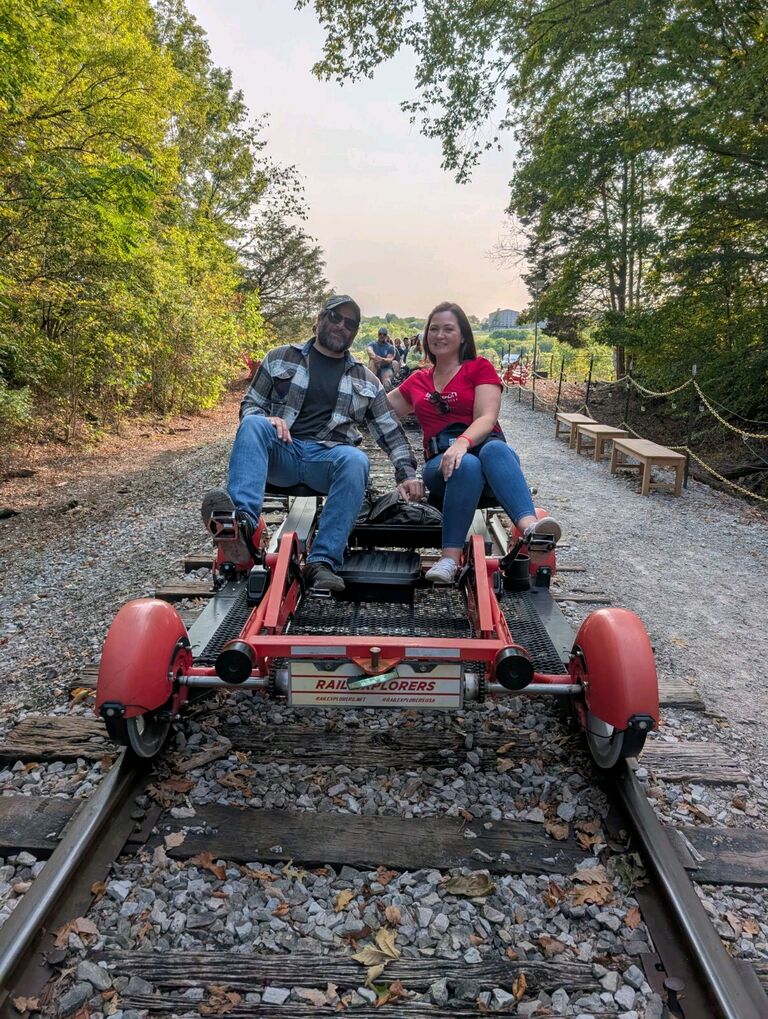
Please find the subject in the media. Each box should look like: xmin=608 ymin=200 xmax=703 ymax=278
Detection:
xmin=316 ymin=319 xmax=353 ymax=354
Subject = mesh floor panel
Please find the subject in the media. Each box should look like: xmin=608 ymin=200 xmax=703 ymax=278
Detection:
xmin=502 ymin=591 xmax=568 ymax=673
xmin=194 ymin=587 xmax=251 ymax=665
xmin=289 ymin=587 xmax=473 ymax=639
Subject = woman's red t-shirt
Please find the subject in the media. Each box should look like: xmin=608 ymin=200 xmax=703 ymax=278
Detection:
xmin=397 ymin=357 xmax=503 ymax=455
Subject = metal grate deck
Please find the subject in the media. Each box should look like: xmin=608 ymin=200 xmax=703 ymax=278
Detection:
xmin=502 ymin=590 xmax=568 ymax=673
xmin=194 ymin=587 xmax=251 ymax=666
xmin=289 ymin=587 xmax=473 ymax=639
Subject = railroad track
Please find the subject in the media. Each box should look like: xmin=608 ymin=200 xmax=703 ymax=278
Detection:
xmin=1 ymin=448 xmax=767 ymax=1018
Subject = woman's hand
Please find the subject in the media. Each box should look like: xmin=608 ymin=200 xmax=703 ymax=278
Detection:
xmin=440 ymin=438 xmax=470 ymax=480
xmin=267 ymin=416 xmax=292 ymax=442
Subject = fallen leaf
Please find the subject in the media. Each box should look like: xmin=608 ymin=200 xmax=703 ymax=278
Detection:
xmin=570 ymin=882 xmax=614 ymax=906
xmin=625 ymin=905 xmax=642 ymax=929
xmin=573 ymin=864 xmax=610 ymax=885
xmin=53 ymin=917 xmax=99 ymax=948
xmin=272 ymin=902 xmax=289 ymax=917
xmin=469 ymin=933 xmax=486 ymax=946
xmin=505 ymin=946 xmax=518 ymax=960
xmin=576 ymin=831 xmax=602 ymax=850
xmin=90 ymin=880 xmax=107 ymax=901
xmin=190 ymin=852 xmax=226 ymax=881
xmin=575 ymin=818 xmax=601 ymax=834
xmin=725 ymin=911 xmax=742 ymax=936
xmin=199 ymin=985 xmax=241 ymax=1015
xmin=743 ymin=919 xmax=760 ymax=936
xmin=375 ymin=866 xmax=398 ymax=886
xmin=352 ymin=945 xmax=389 ymax=968
xmin=376 ymin=979 xmax=405 ymax=1006
xmin=542 ymin=881 xmax=565 ymax=908
xmin=374 ymin=926 xmax=400 ymax=959
xmin=164 ymin=831 xmax=186 ymax=849
xmin=458 ymin=807 xmax=475 ymax=821
xmin=544 ymin=819 xmax=569 ymax=841
xmin=444 ymin=872 xmax=495 ymax=898
xmin=496 ymin=758 xmax=515 ymax=773
xmin=162 ymin=777 xmax=195 ymax=793
xmin=12 ymin=997 xmax=40 ymax=1013
xmin=513 ymin=973 xmax=527 ymax=1001
xmin=364 ymin=963 xmax=386 ymax=988
xmin=497 ymin=740 xmax=516 ymax=754
xmin=243 ymin=866 xmax=273 ymax=881
xmin=334 ymin=889 xmax=354 ymax=912
xmin=385 ymin=905 xmax=401 ymax=925
xmin=282 ymin=860 xmax=307 ymax=881
xmin=538 ymin=934 xmax=566 ymax=957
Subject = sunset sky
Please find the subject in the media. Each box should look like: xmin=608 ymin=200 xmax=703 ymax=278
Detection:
xmin=185 ymin=0 xmax=530 ymax=320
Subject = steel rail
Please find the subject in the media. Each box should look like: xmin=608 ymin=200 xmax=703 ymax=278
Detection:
xmin=0 ymin=749 xmax=139 ymax=989
xmin=610 ymin=762 xmax=767 ymax=1019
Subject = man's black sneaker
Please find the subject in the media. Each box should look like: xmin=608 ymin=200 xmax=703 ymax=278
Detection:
xmin=304 ymin=561 xmax=345 ymax=593
xmin=201 ymin=487 xmax=255 ymax=566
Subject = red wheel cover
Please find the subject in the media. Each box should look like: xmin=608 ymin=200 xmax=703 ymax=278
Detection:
xmin=570 ymin=607 xmax=659 ymax=730
xmin=96 ymin=599 xmax=189 ymax=718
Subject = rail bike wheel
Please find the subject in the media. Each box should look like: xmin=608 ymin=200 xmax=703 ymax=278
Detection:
xmin=97 ymin=598 xmax=191 ymax=760
xmin=103 ymin=707 xmax=172 ymax=760
xmin=570 ymin=608 xmax=659 ymax=771
xmin=584 ymin=711 xmax=648 ymax=770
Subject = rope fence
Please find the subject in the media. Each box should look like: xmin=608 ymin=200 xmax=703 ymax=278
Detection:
xmin=504 ymin=354 xmax=768 ymax=505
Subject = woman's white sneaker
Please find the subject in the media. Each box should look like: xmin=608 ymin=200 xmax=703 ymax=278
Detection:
xmin=425 ymin=557 xmax=459 ymax=584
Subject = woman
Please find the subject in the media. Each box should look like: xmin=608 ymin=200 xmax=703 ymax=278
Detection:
xmin=405 ymin=334 xmax=425 ymax=371
xmin=388 ymin=302 xmax=560 ymax=584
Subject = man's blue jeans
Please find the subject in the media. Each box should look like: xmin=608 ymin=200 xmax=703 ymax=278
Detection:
xmin=227 ymin=415 xmax=369 ymax=570
xmin=423 ymin=440 xmax=535 ymax=548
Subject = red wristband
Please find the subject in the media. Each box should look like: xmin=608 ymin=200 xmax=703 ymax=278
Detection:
xmin=457 ymin=434 xmax=474 ymax=448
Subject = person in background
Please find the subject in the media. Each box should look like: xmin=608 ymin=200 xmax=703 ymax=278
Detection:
xmin=405 ymin=334 xmax=425 ymax=372
xmin=202 ymin=295 xmax=423 ymax=593
xmin=387 ymin=301 xmax=560 ymax=584
xmin=367 ymin=326 xmax=398 ymax=390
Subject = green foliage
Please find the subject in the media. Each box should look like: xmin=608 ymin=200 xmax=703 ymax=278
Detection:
xmin=0 ymin=0 xmax=313 ymax=447
xmin=353 ymin=315 xmax=425 ymax=355
xmin=303 ymin=0 xmax=768 ymax=413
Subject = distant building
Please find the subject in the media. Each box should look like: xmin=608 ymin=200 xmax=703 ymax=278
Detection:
xmin=488 ymin=308 xmax=519 ymax=329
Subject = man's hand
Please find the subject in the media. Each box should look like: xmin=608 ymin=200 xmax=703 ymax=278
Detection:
xmin=267 ymin=416 xmax=292 ymax=442
xmin=398 ymin=477 xmax=425 ymax=502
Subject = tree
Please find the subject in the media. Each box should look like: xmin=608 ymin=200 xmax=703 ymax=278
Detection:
xmin=240 ymin=210 xmax=329 ymax=343
xmin=301 ymin=0 xmax=767 ymax=409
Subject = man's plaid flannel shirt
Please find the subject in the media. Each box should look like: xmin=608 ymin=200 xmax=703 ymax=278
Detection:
xmin=240 ymin=339 xmax=418 ymax=484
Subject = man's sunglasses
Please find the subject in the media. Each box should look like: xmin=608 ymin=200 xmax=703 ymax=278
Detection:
xmin=428 ymin=391 xmax=451 ymax=414
xmin=327 ymin=308 xmax=360 ymax=332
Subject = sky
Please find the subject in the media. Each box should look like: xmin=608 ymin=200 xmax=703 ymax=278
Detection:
xmin=185 ymin=0 xmax=529 ymax=320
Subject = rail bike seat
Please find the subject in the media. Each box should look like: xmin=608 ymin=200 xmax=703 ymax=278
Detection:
xmin=427 ymin=487 xmax=502 ymax=512
xmin=265 ymin=481 xmax=326 ymax=499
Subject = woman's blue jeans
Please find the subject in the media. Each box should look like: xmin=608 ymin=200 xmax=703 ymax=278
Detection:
xmin=227 ymin=415 xmax=369 ymax=570
xmin=423 ymin=440 xmax=535 ymax=549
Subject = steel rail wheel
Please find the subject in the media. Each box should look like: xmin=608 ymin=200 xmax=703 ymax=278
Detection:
xmin=585 ymin=711 xmax=647 ymax=770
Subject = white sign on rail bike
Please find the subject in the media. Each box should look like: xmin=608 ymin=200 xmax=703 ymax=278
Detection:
xmin=288 ymin=660 xmax=463 ymax=709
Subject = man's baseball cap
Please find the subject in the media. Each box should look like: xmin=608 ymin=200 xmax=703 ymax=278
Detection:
xmin=378 ymin=326 xmax=389 ymax=336
xmin=323 ymin=294 xmax=361 ymax=320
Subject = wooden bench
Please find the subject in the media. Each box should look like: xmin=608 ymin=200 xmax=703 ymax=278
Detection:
xmin=555 ymin=412 xmax=595 ymax=448
xmin=575 ymin=423 xmax=628 ymax=461
xmin=610 ymin=437 xmax=686 ymax=496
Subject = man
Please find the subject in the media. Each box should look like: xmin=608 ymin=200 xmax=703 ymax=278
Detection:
xmin=202 ymin=295 xmax=424 ymax=593
xmin=367 ymin=326 xmax=398 ymax=390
